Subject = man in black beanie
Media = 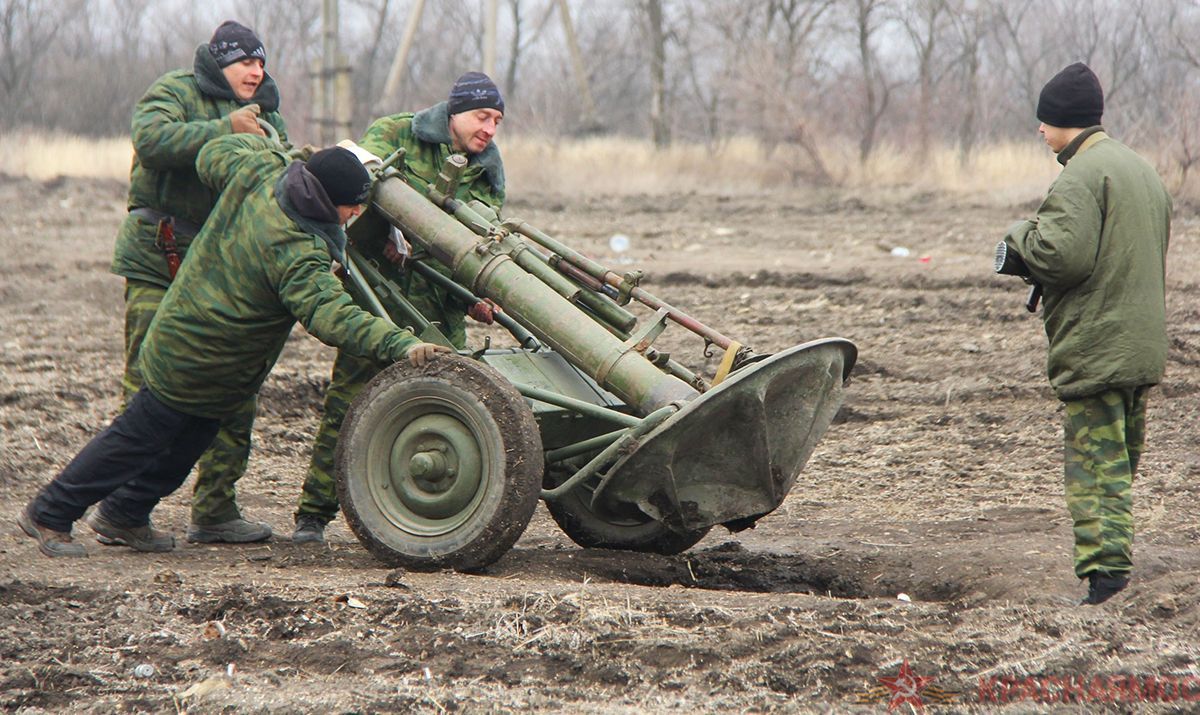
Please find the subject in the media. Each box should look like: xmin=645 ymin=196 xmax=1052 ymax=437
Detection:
xmin=995 ymin=62 xmax=1171 ymax=605
xmin=17 ymin=135 xmax=447 ymax=558
xmin=109 ymin=20 xmax=291 ymax=546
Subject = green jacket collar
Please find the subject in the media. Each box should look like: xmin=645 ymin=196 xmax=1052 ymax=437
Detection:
xmin=193 ymin=44 xmax=281 ymax=113
xmin=412 ymin=101 xmax=505 ymax=195
xmin=275 ymin=164 xmax=347 ymax=264
xmin=1057 ymin=126 xmax=1106 ymax=165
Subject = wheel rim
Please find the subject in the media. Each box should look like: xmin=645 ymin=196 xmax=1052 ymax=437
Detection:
xmin=366 ymin=395 xmax=492 ymax=536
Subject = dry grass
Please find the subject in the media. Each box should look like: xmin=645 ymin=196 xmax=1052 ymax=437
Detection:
xmin=0 ymin=129 xmax=1070 ymax=203
xmin=0 ymin=131 xmax=132 ymax=181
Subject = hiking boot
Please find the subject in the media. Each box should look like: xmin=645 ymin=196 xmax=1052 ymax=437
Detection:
xmin=292 ymin=515 xmax=328 ymax=544
xmin=16 ymin=504 xmax=87 ymax=558
xmin=1081 ymin=572 xmax=1129 ymax=605
xmin=186 ymin=518 xmax=272 ymax=544
xmin=87 ymin=511 xmax=175 ymax=552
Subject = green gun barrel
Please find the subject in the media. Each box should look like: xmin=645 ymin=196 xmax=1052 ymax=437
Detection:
xmin=371 ymin=175 xmax=698 ymax=415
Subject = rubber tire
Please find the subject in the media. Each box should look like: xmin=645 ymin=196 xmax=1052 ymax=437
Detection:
xmin=336 ymin=355 xmax=542 ymax=571
xmin=544 ymin=466 xmax=711 ymax=555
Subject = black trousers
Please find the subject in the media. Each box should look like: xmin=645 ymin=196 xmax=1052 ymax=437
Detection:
xmin=32 ymin=387 xmax=220 ymax=532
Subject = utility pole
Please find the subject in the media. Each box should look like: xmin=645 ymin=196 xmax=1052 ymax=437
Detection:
xmin=379 ymin=0 xmax=426 ymax=113
xmin=483 ymin=0 xmax=498 ymax=78
xmin=314 ymin=0 xmax=353 ymax=143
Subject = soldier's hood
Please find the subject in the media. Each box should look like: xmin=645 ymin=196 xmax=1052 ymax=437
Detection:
xmin=413 ymin=101 xmax=505 ymax=195
xmin=276 ymin=162 xmax=347 ymax=264
xmin=193 ymin=44 xmax=281 ymax=113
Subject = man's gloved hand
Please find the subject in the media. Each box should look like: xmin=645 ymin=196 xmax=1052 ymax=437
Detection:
xmin=406 ymin=342 xmax=452 ymax=368
xmin=467 ymin=298 xmax=500 ymax=325
xmin=229 ymin=104 xmax=265 ymax=136
xmin=383 ymin=226 xmax=411 ymax=266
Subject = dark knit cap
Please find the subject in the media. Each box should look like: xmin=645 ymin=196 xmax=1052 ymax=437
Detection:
xmin=1036 ymin=62 xmax=1103 ymax=128
xmin=209 ymin=20 xmax=267 ymax=68
xmin=306 ymin=147 xmax=371 ymax=206
xmin=447 ymin=71 xmax=504 ymax=116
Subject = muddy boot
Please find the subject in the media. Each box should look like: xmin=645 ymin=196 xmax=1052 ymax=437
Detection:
xmin=292 ymin=515 xmax=328 ymax=544
xmin=17 ymin=504 xmax=87 ymax=558
xmin=87 ymin=511 xmax=175 ymax=552
xmin=1081 ymin=572 xmax=1129 ymax=605
xmin=186 ymin=518 xmax=272 ymax=544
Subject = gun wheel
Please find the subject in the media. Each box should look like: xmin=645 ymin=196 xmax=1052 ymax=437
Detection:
xmin=544 ymin=466 xmax=710 ymax=555
xmin=336 ymin=355 xmax=542 ymax=571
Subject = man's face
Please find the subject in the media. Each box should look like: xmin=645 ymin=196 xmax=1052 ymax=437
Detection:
xmin=223 ymin=58 xmax=265 ymax=101
xmin=449 ymin=108 xmax=503 ymax=154
xmin=336 ymin=204 xmax=363 ymax=226
xmin=1039 ymin=123 xmax=1075 ymax=154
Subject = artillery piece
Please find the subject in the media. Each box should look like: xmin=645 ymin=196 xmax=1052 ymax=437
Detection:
xmin=333 ymin=150 xmax=857 ymax=571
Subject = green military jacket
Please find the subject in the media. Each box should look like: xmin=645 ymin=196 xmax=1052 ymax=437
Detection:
xmin=352 ymin=101 xmax=506 ymax=347
xmin=110 ymin=44 xmax=289 ymax=289
xmin=139 ymin=134 xmax=419 ymax=418
xmin=1004 ymin=128 xmax=1171 ymax=400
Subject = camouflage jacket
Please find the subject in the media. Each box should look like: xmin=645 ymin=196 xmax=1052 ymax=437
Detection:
xmin=351 ymin=101 xmax=506 ymax=347
xmin=1004 ymin=128 xmax=1171 ymax=400
xmin=110 ymin=44 xmax=289 ymax=288
xmin=139 ymin=134 xmax=419 ymax=418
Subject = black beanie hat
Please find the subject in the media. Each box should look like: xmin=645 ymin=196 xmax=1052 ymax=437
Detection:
xmin=447 ymin=72 xmax=504 ymax=116
xmin=209 ymin=20 xmax=267 ymax=68
xmin=1036 ymin=62 xmax=1103 ymax=128
xmin=306 ymin=147 xmax=371 ymax=206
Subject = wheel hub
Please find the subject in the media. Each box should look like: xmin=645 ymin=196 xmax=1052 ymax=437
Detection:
xmin=382 ymin=413 xmax=483 ymax=522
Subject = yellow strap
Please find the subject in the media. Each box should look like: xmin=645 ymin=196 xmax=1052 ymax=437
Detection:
xmin=711 ymin=341 xmax=743 ymax=386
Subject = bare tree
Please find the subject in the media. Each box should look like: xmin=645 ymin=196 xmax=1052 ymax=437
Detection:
xmin=0 ymin=0 xmax=84 ymax=124
xmin=848 ymin=0 xmax=892 ymax=164
xmin=639 ymin=0 xmax=670 ymax=147
xmin=897 ymin=0 xmax=950 ymax=161
xmin=947 ymin=0 xmax=989 ymax=167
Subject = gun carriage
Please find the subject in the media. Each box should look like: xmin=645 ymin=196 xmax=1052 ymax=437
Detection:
xmin=334 ymin=149 xmax=858 ymax=570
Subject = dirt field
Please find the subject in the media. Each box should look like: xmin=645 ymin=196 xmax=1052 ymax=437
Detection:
xmin=2 ymin=173 xmax=1199 ymax=713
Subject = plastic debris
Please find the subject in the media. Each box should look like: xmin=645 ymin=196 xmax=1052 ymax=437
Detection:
xmin=133 ymin=664 xmax=155 ymax=678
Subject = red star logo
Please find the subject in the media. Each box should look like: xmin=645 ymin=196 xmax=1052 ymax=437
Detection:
xmin=877 ymin=659 xmax=934 ymax=711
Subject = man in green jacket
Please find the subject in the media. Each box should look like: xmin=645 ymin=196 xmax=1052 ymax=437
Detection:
xmin=111 ymin=20 xmax=288 ymax=545
xmin=17 ymin=137 xmax=448 ymax=558
xmin=997 ymin=63 xmax=1171 ymax=605
xmin=291 ymin=72 xmax=506 ymax=543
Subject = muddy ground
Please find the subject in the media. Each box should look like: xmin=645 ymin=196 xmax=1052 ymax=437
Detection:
xmin=1 ymin=173 xmax=1199 ymax=713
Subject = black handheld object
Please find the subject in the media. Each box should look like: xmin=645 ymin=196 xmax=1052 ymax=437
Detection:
xmin=994 ymin=241 xmax=1042 ymax=313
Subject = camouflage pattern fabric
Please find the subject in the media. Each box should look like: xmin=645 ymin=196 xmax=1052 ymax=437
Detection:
xmin=122 ymin=280 xmax=258 ymax=525
xmin=1063 ymin=386 xmax=1149 ymax=578
xmin=112 ymin=44 xmax=288 ymax=290
xmin=139 ymin=133 xmax=420 ymax=419
xmin=295 ymin=104 xmax=503 ymax=524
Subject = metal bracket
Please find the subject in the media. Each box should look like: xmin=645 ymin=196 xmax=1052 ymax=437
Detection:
xmin=620 ymin=307 xmax=670 ymax=355
xmin=616 ymin=270 xmax=643 ymax=306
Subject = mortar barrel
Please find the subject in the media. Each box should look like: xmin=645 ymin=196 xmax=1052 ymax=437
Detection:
xmin=371 ymin=175 xmax=700 ymax=414
xmin=507 ymin=219 xmax=738 ymax=350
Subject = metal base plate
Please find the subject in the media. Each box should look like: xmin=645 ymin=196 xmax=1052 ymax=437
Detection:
xmin=593 ymin=338 xmax=857 ymax=533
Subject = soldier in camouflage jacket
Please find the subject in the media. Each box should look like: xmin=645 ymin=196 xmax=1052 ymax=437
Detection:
xmin=291 ymin=72 xmax=507 ymax=543
xmin=18 ymin=136 xmax=445 ymax=559
xmin=110 ymin=22 xmax=289 ymax=544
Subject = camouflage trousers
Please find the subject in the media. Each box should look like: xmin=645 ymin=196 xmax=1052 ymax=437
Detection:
xmin=123 ymin=280 xmax=258 ymax=525
xmin=1063 ymin=386 xmax=1149 ymax=579
xmin=295 ymin=350 xmax=380 ymax=523
xmin=295 ymin=258 xmax=467 ymax=525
